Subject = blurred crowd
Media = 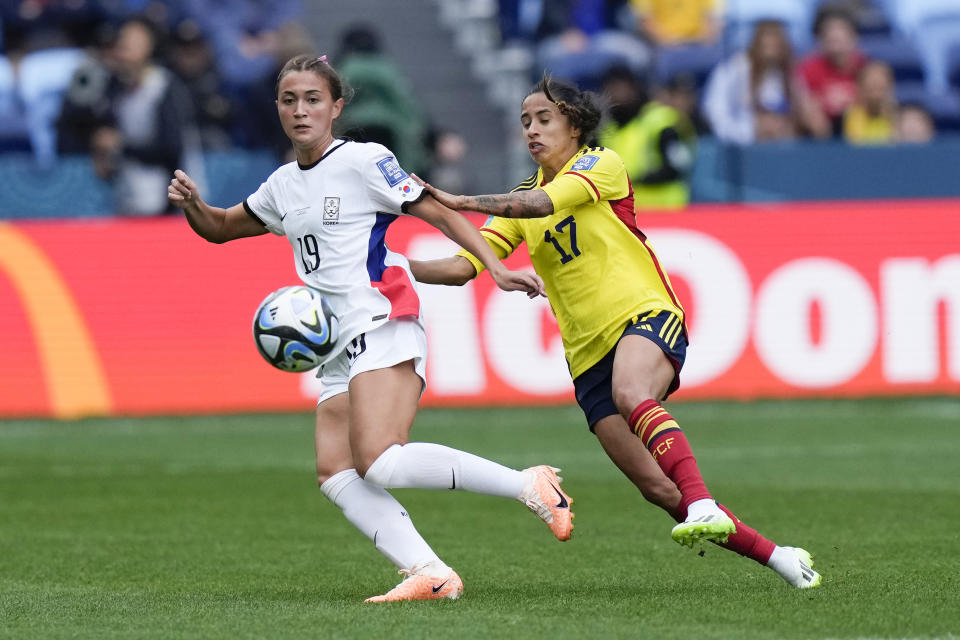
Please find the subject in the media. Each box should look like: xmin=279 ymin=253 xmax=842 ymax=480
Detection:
xmin=496 ymin=0 xmax=958 ymax=207
xmin=499 ymin=0 xmax=957 ymax=146
xmin=1 ymin=0 xmax=957 ymax=216
xmin=0 ymin=1 xmax=457 ymax=215
xmin=1 ymin=0 xmax=315 ymax=213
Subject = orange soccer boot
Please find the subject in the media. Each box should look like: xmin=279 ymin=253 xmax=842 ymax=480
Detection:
xmin=364 ymin=562 xmax=463 ymax=603
xmin=519 ymin=465 xmax=574 ymax=541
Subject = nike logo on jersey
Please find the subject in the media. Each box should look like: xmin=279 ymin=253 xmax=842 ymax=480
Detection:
xmin=552 ymin=485 xmax=568 ymax=509
xmin=280 ymin=206 xmax=310 ymax=221
xmin=432 ymin=580 xmax=449 ymax=594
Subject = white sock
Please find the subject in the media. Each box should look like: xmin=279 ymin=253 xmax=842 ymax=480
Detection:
xmin=364 ymin=442 xmax=526 ymax=499
xmin=320 ymin=468 xmax=443 ymax=571
xmin=767 ymin=545 xmax=802 ymax=585
xmin=685 ymin=498 xmax=721 ymax=521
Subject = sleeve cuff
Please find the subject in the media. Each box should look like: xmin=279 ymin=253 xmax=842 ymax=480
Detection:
xmin=400 ymin=188 xmax=428 ymax=213
xmin=455 ymin=248 xmax=486 ymax=276
xmin=243 ymin=199 xmax=267 ymax=226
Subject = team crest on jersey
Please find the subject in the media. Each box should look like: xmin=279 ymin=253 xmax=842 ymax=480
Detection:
xmin=376 ymin=156 xmax=408 ymax=187
xmin=571 ymin=155 xmax=600 ymax=171
xmin=323 ymin=197 xmax=340 ymax=225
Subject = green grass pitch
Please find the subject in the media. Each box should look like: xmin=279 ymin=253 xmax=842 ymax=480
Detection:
xmin=2 ymin=399 xmax=959 ymax=639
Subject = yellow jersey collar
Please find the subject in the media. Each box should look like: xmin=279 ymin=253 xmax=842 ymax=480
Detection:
xmin=539 ymin=145 xmax=592 ymax=187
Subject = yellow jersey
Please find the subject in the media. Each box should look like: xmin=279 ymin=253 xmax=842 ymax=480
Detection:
xmin=630 ymin=0 xmax=719 ymax=44
xmin=843 ymin=105 xmax=895 ymax=145
xmin=458 ymin=145 xmax=685 ymax=379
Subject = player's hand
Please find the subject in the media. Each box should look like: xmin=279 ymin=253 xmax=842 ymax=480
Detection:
xmin=490 ymin=267 xmax=546 ymax=299
xmin=168 ymin=169 xmax=201 ymax=210
xmin=411 ymin=173 xmax=465 ymax=211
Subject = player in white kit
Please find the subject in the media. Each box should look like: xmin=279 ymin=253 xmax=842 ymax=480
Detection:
xmin=167 ymin=54 xmax=573 ymax=602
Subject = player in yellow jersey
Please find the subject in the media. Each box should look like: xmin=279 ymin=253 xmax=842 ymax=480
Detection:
xmin=410 ymin=75 xmax=821 ymax=589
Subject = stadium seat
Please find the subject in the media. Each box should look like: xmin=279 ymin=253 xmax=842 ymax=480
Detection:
xmin=948 ymin=42 xmax=960 ymax=88
xmin=654 ymin=42 xmax=725 ymax=90
xmin=914 ymin=14 xmax=960 ymax=94
xmin=886 ymin=0 xmax=959 ymax=36
xmin=0 ymin=55 xmax=29 ymax=151
xmin=895 ymin=81 xmax=929 ymax=106
xmin=859 ymin=34 xmax=924 ymax=83
xmin=18 ymin=48 xmax=85 ymax=167
xmin=925 ymin=90 xmax=960 ymax=131
xmin=883 ymin=0 xmax=960 ymax=93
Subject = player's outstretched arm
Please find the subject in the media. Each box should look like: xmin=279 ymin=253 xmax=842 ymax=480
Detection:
xmin=406 ymin=194 xmax=545 ymax=298
xmin=168 ymin=169 xmax=266 ymax=244
xmin=409 ymin=256 xmax=477 ymax=287
xmin=411 ymin=174 xmax=554 ymax=219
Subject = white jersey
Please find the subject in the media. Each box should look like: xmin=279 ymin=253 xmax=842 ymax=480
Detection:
xmin=244 ymin=139 xmax=426 ymax=362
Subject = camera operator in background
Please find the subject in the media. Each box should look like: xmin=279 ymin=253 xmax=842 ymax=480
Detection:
xmin=58 ymin=17 xmax=199 ymax=216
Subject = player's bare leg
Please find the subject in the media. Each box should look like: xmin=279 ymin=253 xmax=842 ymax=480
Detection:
xmin=314 ymin=392 xmax=457 ymax=600
xmin=314 ymin=392 xmax=355 ymax=486
xmin=611 ymin=335 xmax=735 ymax=545
xmin=607 ymin=337 xmax=821 ymax=587
xmin=593 ymin=414 xmax=680 ymax=513
xmin=350 ymin=360 xmax=572 ymax=540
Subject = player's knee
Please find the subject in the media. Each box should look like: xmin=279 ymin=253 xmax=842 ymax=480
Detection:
xmin=353 ymin=441 xmax=403 ymax=485
xmin=611 ymin=382 xmax=656 ymax=417
xmin=353 ymin=448 xmax=386 ymax=483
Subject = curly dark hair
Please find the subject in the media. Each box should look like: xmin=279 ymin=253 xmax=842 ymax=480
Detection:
xmin=527 ymin=73 xmax=602 ymax=146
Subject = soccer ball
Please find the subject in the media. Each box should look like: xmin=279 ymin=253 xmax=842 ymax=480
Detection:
xmin=252 ymin=285 xmax=339 ymax=372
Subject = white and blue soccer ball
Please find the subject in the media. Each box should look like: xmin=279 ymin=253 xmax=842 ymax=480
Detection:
xmin=252 ymin=285 xmax=339 ymax=372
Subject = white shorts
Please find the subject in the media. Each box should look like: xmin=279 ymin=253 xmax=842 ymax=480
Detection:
xmin=315 ymin=317 xmax=428 ymax=405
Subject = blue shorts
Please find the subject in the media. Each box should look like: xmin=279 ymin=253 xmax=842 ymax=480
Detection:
xmin=572 ymin=310 xmax=687 ymax=431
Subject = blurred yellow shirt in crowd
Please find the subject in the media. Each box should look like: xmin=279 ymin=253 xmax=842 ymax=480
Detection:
xmin=843 ymin=105 xmax=895 ymax=145
xmin=631 ymin=0 xmax=721 ymax=44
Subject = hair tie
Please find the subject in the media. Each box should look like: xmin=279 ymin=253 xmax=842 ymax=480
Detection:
xmin=555 ymin=100 xmax=569 ymax=113
xmin=317 ymin=55 xmax=328 ymax=64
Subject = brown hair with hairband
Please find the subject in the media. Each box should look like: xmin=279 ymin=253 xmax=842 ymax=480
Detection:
xmin=529 ymin=72 xmax=602 ymax=146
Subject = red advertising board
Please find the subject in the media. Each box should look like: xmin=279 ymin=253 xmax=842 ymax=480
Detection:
xmin=2 ymin=199 xmax=958 ymax=418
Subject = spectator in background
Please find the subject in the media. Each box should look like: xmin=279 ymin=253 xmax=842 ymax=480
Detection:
xmin=57 ymin=16 xmax=199 ymax=215
xmin=231 ymin=26 xmax=313 ymax=158
xmin=703 ymin=21 xmax=808 ymax=144
xmin=528 ymin=0 xmax=653 ymax=90
xmin=0 ymin=1 xmax=99 ymax=165
xmin=796 ymin=6 xmax=866 ymax=138
xmin=335 ymin=24 xmax=429 ymax=176
xmin=599 ymin=65 xmax=696 ymax=210
xmin=167 ymin=19 xmax=233 ymax=151
xmin=0 ymin=0 xmax=104 ymax=52
xmin=896 ymin=103 xmax=936 ymax=144
xmin=181 ymin=0 xmax=304 ymax=95
xmin=843 ymin=60 xmax=897 ymax=145
xmin=425 ymin=128 xmax=470 ymax=195
xmin=55 ymin=23 xmax=117 ymax=155
xmin=815 ymin=0 xmax=889 ymax=35
xmin=629 ymin=0 xmax=721 ymax=46
xmin=659 ymin=71 xmax=711 ymax=135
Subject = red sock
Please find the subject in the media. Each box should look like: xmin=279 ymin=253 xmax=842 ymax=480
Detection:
xmin=629 ymin=399 xmax=711 ymax=515
xmin=716 ymin=503 xmax=776 ymax=565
